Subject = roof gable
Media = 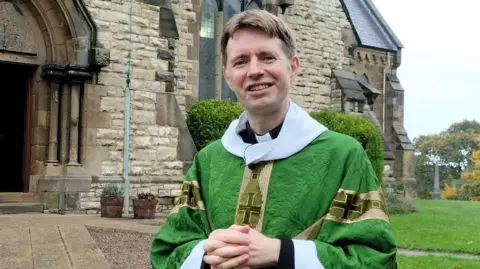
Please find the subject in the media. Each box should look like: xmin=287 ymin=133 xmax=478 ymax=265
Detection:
xmin=341 ymin=0 xmax=403 ymax=52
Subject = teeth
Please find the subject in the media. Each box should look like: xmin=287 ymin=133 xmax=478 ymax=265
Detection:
xmin=249 ymin=84 xmax=270 ymax=91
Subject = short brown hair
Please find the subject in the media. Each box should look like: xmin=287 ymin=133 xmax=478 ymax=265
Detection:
xmin=221 ymin=10 xmax=297 ymax=65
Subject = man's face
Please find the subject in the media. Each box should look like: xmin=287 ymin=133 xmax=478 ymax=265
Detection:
xmin=223 ymin=28 xmax=300 ymax=115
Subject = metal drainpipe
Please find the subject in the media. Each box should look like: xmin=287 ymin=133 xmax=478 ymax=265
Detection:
xmin=123 ymin=0 xmax=134 ymax=215
xmin=123 ymin=78 xmax=131 ymax=215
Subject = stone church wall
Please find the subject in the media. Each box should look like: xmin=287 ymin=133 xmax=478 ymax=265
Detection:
xmin=77 ymin=0 xmax=195 ymax=212
xmin=283 ymin=0 xmax=353 ymax=111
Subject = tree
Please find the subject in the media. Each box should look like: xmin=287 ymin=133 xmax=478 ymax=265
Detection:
xmin=461 ymin=136 xmax=480 ymax=201
xmin=413 ymin=121 xmax=480 ymax=199
xmin=444 ymin=119 xmax=480 ymax=135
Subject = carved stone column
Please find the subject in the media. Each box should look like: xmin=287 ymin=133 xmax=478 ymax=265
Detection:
xmin=68 ymin=82 xmax=80 ymax=165
xmin=38 ymin=63 xmax=93 ymax=211
xmin=41 ymin=65 xmax=66 ymax=165
xmin=59 ymin=83 xmax=70 ymax=165
xmin=66 ymin=64 xmax=91 ymax=166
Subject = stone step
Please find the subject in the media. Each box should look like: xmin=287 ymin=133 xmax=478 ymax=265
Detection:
xmin=0 ymin=202 xmax=44 ymax=214
xmin=0 ymin=192 xmax=38 ymax=203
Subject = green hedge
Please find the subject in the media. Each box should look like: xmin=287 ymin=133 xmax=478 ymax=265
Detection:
xmin=186 ymin=100 xmax=384 ymax=182
xmin=186 ymin=100 xmax=244 ymax=152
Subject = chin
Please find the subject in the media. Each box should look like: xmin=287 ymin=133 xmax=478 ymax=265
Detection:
xmin=246 ymin=100 xmax=275 ymax=113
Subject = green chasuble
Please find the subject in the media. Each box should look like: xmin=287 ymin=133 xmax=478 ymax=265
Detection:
xmin=150 ymin=102 xmax=397 ymax=269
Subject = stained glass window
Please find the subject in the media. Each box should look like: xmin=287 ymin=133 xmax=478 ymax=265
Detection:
xmin=220 ymin=0 xmax=242 ymax=101
xmin=199 ymin=0 xmax=217 ymax=100
xmin=200 ymin=0 xmax=216 ymax=39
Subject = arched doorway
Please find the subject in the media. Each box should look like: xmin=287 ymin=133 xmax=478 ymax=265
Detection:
xmin=0 ymin=0 xmax=108 ymax=203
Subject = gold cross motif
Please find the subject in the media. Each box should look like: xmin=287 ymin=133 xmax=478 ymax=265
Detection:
xmin=234 ymin=162 xmax=273 ymax=232
xmin=177 ymin=182 xmax=198 ymax=208
xmin=326 ymin=188 xmax=390 ymax=224
xmin=238 ymin=192 xmax=262 ymax=227
xmin=330 ymin=191 xmax=364 ymax=220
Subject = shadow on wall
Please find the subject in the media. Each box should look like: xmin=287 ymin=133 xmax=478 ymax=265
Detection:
xmin=155 ymin=93 xmax=197 ymax=174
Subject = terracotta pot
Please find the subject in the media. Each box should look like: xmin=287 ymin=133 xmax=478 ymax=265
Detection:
xmin=100 ymin=197 xmax=124 ymax=218
xmin=133 ymin=198 xmax=158 ymax=219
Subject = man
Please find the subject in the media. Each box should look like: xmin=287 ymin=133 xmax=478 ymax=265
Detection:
xmin=151 ymin=9 xmax=398 ymax=269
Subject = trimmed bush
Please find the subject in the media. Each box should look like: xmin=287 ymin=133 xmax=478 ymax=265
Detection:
xmin=310 ymin=110 xmax=384 ymax=182
xmin=186 ymin=100 xmax=384 ymax=182
xmin=186 ymin=100 xmax=244 ymax=151
xmin=384 ymin=190 xmax=418 ymax=215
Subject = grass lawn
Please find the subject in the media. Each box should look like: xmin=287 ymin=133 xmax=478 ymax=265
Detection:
xmin=398 ymin=255 xmax=480 ymax=269
xmin=390 ymin=199 xmax=480 ymax=255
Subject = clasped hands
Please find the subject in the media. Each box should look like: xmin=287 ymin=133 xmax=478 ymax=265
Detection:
xmin=203 ymin=224 xmax=280 ymax=269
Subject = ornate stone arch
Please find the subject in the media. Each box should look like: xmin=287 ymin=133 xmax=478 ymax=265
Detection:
xmin=0 ymin=0 xmax=108 ymax=202
xmin=1 ymin=0 xmax=108 ymax=67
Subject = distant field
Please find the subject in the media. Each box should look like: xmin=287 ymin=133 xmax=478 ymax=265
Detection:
xmin=390 ymin=199 xmax=480 ymax=254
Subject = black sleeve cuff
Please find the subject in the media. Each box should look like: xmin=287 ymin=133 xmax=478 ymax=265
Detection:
xmin=277 ymin=238 xmax=295 ymax=269
xmin=200 ymin=252 xmax=210 ymax=269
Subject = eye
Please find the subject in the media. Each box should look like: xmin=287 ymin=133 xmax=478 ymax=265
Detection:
xmin=233 ymin=59 xmax=247 ymax=66
xmin=262 ymin=55 xmax=275 ymax=62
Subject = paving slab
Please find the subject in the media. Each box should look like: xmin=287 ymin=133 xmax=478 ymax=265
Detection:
xmin=0 ymin=223 xmax=112 ymax=269
xmin=0 ymin=227 xmax=33 ymax=269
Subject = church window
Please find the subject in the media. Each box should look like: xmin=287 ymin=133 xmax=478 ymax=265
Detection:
xmin=199 ymin=0 xmax=218 ymax=100
xmin=220 ymin=0 xmax=242 ymax=100
xmin=198 ymin=0 xmax=263 ymax=101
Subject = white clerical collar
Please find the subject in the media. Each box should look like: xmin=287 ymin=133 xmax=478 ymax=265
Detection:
xmin=255 ymin=132 xmax=273 ymax=143
xmin=221 ymin=100 xmax=328 ymax=166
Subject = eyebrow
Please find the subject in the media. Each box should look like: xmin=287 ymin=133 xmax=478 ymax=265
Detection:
xmin=229 ymin=49 xmax=280 ymax=63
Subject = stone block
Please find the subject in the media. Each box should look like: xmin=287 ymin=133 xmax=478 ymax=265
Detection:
xmin=65 ymin=192 xmax=80 ymax=209
xmin=37 ymin=165 xmax=92 ymax=193
xmin=132 ymin=110 xmax=156 ymax=124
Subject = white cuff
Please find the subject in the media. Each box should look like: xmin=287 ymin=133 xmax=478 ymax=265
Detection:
xmin=179 ymin=240 xmax=206 ymax=269
xmin=292 ymin=239 xmax=325 ymax=269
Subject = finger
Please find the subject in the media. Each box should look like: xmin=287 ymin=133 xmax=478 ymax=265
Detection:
xmin=216 ymin=254 xmax=249 ymax=269
xmin=204 ymin=239 xmax=228 ymax=252
xmin=210 ymin=230 xmax=250 ymax=245
xmin=229 ymin=224 xmax=250 ymax=233
xmin=209 ymin=245 xmax=249 ymax=258
xmin=204 ymin=254 xmax=228 ymax=266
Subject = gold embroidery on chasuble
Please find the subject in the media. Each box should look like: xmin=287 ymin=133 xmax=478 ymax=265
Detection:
xmin=234 ymin=162 xmax=273 ymax=232
xmin=294 ymin=187 xmax=389 ymax=239
xmin=170 ymin=180 xmax=205 ymax=214
xmin=325 ymin=187 xmax=390 ymax=224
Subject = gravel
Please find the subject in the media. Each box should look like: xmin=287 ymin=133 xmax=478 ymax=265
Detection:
xmin=88 ymin=227 xmax=155 ymax=269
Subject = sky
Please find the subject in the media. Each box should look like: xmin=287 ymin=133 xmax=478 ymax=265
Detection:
xmin=370 ymin=0 xmax=479 ymax=140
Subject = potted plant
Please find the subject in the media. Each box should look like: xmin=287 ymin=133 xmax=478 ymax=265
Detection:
xmin=100 ymin=183 xmax=124 ymax=218
xmin=133 ymin=192 xmax=159 ymax=219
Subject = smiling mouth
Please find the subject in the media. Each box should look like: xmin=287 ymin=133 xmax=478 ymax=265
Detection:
xmin=247 ymin=83 xmax=273 ymax=92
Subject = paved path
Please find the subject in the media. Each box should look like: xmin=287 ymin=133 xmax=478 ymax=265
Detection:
xmin=398 ymin=248 xmax=480 ymax=260
xmin=0 ymin=213 xmax=166 ymax=269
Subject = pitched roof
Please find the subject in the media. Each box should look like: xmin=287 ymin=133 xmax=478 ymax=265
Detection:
xmin=341 ymin=0 xmax=404 ymax=52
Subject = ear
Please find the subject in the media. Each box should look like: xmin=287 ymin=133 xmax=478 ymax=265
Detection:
xmin=223 ymin=65 xmax=233 ymax=87
xmin=289 ymin=55 xmax=300 ymax=82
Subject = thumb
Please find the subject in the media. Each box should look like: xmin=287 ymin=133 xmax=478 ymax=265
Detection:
xmin=229 ymin=224 xmax=250 ymax=233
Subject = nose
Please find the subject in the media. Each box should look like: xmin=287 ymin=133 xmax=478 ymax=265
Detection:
xmin=247 ymin=58 xmax=264 ymax=80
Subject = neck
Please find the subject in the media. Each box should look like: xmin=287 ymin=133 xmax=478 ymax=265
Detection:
xmin=247 ymin=100 xmax=289 ymax=135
